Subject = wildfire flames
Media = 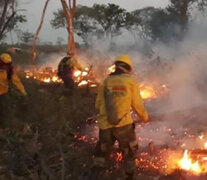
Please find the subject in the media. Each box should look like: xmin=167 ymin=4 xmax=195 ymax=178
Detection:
xmin=165 ymin=135 xmax=207 ymax=175
xmin=179 ymin=150 xmax=202 ymax=174
xmin=139 ymin=83 xmax=169 ymax=100
xmin=107 ymin=65 xmax=169 ymax=100
xmin=140 ymin=84 xmax=157 ymax=99
xmin=25 ymin=67 xmax=62 ymax=83
xmin=24 ymin=67 xmax=97 ymax=87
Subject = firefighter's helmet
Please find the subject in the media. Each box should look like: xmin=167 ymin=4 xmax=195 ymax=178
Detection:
xmin=0 ymin=53 xmax=12 ymax=64
xmin=115 ymin=55 xmax=132 ymax=69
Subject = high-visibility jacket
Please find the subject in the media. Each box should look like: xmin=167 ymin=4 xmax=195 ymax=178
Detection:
xmin=0 ymin=69 xmax=26 ymax=96
xmin=96 ymin=73 xmax=148 ymax=130
xmin=58 ymin=57 xmax=83 ymax=77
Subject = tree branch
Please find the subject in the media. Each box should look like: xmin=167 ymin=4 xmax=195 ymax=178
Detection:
xmin=0 ymin=11 xmax=16 ymax=40
xmin=0 ymin=0 xmax=9 ymax=31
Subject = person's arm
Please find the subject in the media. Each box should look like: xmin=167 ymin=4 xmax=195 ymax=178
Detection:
xmin=12 ymin=73 xmax=27 ymax=96
xmin=95 ymin=83 xmax=104 ymax=111
xmin=131 ymin=80 xmax=149 ymax=122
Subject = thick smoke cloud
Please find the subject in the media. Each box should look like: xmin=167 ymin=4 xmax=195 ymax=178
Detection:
xmin=135 ymin=14 xmax=207 ymax=150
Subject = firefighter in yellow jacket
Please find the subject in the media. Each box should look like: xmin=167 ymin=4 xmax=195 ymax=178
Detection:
xmin=0 ymin=53 xmax=27 ymax=122
xmin=94 ymin=55 xmax=149 ymax=180
xmin=57 ymin=52 xmax=83 ymax=89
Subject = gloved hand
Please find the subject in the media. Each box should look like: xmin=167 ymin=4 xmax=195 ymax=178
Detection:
xmin=142 ymin=111 xmax=150 ymax=123
xmin=21 ymin=91 xmax=27 ymax=96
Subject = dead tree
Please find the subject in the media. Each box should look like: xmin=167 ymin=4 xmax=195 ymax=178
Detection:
xmin=60 ymin=0 xmax=76 ymax=55
xmin=32 ymin=0 xmax=50 ymax=64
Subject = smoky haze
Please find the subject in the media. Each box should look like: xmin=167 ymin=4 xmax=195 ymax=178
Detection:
xmin=68 ymin=12 xmax=207 ymax=155
xmin=30 ymin=1 xmax=207 ymax=155
xmin=135 ymin=14 xmax=207 ymax=151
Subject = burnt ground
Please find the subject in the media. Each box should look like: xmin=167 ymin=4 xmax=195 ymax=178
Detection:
xmin=0 ymin=78 xmax=98 ymax=180
xmin=1 ymin=77 xmax=207 ymax=180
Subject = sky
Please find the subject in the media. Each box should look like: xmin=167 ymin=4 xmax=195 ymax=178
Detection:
xmin=12 ymin=0 xmax=169 ymax=44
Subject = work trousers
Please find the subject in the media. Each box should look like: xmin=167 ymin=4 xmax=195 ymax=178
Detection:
xmin=0 ymin=94 xmax=6 ymax=127
xmin=94 ymin=124 xmax=138 ymax=176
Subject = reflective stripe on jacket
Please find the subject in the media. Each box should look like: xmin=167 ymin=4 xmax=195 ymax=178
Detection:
xmin=0 ymin=69 xmax=26 ymax=95
xmin=96 ymin=74 xmax=148 ymax=130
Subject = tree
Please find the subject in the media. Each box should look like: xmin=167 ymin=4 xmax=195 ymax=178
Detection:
xmin=0 ymin=0 xmax=26 ymax=41
xmin=165 ymin=0 xmax=207 ymax=37
xmin=51 ymin=5 xmax=97 ymax=46
xmin=60 ymin=0 xmax=76 ymax=54
xmin=51 ymin=3 xmax=127 ymax=45
xmin=125 ymin=7 xmax=157 ymax=43
xmin=91 ymin=3 xmax=126 ymax=42
xmin=125 ymin=1 xmax=207 ymax=43
xmin=32 ymin=0 xmax=50 ymax=64
xmin=19 ymin=31 xmax=34 ymax=44
xmin=51 ymin=6 xmax=97 ymax=46
xmin=74 ymin=5 xmax=101 ymax=46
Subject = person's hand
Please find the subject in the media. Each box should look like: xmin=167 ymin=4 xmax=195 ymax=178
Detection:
xmin=142 ymin=112 xmax=149 ymax=123
xmin=22 ymin=91 xmax=27 ymax=96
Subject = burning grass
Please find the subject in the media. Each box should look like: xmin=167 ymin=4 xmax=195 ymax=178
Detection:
xmin=23 ymin=65 xmax=169 ymax=101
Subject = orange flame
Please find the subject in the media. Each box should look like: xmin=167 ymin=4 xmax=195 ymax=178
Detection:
xmin=204 ymin=142 xmax=207 ymax=149
xmin=78 ymin=80 xmax=88 ymax=87
xmin=108 ymin=64 xmax=115 ymax=74
xmin=140 ymin=84 xmax=157 ymax=99
xmin=74 ymin=70 xmax=81 ymax=77
xmin=179 ymin=150 xmax=202 ymax=174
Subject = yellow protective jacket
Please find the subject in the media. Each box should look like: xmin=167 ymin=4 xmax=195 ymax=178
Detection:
xmin=96 ymin=73 xmax=148 ymax=130
xmin=0 ymin=69 xmax=26 ymax=96
xmin=65 ymin=57 xmax=83 ymax=71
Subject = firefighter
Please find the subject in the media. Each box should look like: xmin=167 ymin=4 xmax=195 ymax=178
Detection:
xmin=94 ymin=55 xmax=149 ymax=180
xmin=57 ymin=52 xmax=83 ymax=90
xmin=0 ymin=53 xmax=27 ymax=124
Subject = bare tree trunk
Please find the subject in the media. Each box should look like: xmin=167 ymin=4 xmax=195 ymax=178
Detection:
xmin=60 ymin=0 xmax=76 ymax=55
xmin=31 ymin=0 xmax=50 ymax=64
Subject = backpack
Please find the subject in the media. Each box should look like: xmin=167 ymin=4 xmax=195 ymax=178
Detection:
xmin=104 ymin=79 xmax=122 ymax=125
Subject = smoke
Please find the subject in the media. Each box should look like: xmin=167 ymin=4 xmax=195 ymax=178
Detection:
xmin=36 ymin=9 xmax=207 ymax=151
xmin=134 ymin=14 xmax=207 ymax=150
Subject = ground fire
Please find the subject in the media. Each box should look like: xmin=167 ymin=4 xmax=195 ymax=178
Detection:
xmin=24 ymin=64 xmax=168 ymax=100
xmin=24 ymin=66 xmax=98 ymax=87
xmin=73 ymin=108 xmax=207 ymax=179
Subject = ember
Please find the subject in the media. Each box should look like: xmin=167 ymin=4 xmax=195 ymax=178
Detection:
xmin=24 ymin=66 xmax=98 ymax=88
xmin=24 ymin=67 xmax=62 ymax=83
